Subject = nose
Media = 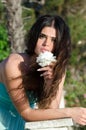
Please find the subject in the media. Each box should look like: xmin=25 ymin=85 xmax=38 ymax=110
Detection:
xmin=42 ymin=37 xmax=50 ymax=46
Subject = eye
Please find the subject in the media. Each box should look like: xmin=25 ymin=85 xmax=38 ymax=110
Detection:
xmin=39 ymin=33 xmax=46 ymax=39
xmin=51 ymin=37 xmax=56 ymax=43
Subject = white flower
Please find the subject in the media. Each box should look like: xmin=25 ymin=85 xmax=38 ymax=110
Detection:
xmin=36 ymin=51 xmax=56 ymax=67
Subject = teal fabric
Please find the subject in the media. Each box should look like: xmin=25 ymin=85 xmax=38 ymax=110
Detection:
xmin=0 ymin=82 xmax=36 ymax=130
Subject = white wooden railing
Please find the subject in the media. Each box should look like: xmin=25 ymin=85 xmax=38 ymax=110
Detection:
xmin=24 ymin=118 xmax=77 ymax=130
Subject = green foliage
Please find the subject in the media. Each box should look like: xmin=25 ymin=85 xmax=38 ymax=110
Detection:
xmin=22 ymin=7 xmax=36 ymax=31
xmin=65 ymin=0 xmax=81 ymax=5
xmin=0 ymin=0 xmax=6 ymax=22
xmin=65 ymin=72 xmax=86 ymax=107
xmin=67 ymin=15 xmax=86 ymax=43
xmin=0 ymin=0 xmax=4 ymax=11
xmin=69 ymin=48 xmax=79 ymax=66
xmin=45 ymin=0 xmax=64 ymax=7
xmin=0 ymin=25 xmax=10 ymax=61
xmin=40 ymin=0 xmax=65 ymax=15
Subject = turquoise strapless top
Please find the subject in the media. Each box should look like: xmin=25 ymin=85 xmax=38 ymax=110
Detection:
xmin=0 ymin=82 xmax=37 ymax=130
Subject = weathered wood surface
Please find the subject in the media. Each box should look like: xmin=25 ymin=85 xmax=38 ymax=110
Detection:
xmin=25 ymin=118 xmax=74 ymax=130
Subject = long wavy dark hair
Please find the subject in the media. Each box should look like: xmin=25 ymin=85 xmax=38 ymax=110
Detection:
xmin=24 ymin=14 xmax=71 ymax=108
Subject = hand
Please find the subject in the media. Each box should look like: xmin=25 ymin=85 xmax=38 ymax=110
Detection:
xmin=37 ymin=62 xmax=55 ymax=83
xmin=70 ymin=107 xmax=86 ymax=126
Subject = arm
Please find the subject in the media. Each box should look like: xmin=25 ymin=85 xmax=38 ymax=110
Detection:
xmin=49 ymin=74 xmax=65 ymax=109
xmin=4 ymin=54 xmax=86 ymax=125
xmin=37 ymin=62 xmax=66 ymax=109
xmin=36 ymin=64 xmax=86 ymax=125
xmin=4 ymin=54 xmax=69 ymax=120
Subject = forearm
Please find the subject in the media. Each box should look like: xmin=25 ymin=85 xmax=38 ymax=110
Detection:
xmin=21 ymin=107 xmax=71 ymax=122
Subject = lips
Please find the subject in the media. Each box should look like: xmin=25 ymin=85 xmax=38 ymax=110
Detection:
xmin=41 ymin=48 xmax=49 ymax=52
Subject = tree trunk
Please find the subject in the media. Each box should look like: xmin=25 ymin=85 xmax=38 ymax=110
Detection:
xmin=5 ymin=0 xmax=26 ymax=53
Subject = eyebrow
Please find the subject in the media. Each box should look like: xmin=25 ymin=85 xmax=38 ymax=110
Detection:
xmin=40 ymin=32 xmax=56 ymax=39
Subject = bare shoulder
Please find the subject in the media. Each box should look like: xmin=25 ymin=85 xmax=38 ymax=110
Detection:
xmin=5 ymin=53 xmax=25 ymax=78
xmin=6 ymin=53 xmax=24 ymax=65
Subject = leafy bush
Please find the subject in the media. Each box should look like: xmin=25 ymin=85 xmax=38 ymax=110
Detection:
xmin=0 ymin=25 xmax=10 ymax=61
xmin=22 ymin=7 xmax=36 ymax=31
xmin=65 ymin=70 xmax=86 ymax=107
xmin=67 ymin=15 xmax=86 ymax=44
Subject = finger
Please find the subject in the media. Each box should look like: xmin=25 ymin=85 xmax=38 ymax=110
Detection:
xmin=49 ymin=62 xmax=56 ymax=68
xmin=78 ymin=116 xmax=86 ymax=126
xmin=41 ymin=72 xmax=53 ymax=79
xmin=79 ymin=120 xmax=86 ymax=126
xmin=40 ymin=71 xmax=52 ymax=76
xmin=45 ymin=75 xmax=53 ymax=79
xmin=37 ymin=66 xmax=50 ymax=71
xmin=37 ymin=66 xmax=52 ymax=72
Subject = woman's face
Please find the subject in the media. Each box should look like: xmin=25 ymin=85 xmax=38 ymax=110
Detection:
xmin=34 ymin=26 xmax=56 ymax=55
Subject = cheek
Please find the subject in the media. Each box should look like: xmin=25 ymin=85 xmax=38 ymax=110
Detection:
xmin=34 ymin=45 xmax=38 ymax=54
xmin=34 ymin=42 xmax=41 ymax=55
xmin=50 ymin=44 xmax=54 ymax=51
xmin=36 ymin=39 xmax=43 ymax=49
xmin=51 ymin=44 xmax=55 ymax=52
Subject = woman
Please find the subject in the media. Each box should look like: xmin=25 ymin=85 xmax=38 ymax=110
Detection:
xmin=0 ymin=14 xmax=86 ymax=130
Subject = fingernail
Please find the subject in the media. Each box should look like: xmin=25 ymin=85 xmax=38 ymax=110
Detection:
xmin=40 ymin=74 xmax=43 ymax=76
xmin=37 ymin=69 xmax=40 ymax=71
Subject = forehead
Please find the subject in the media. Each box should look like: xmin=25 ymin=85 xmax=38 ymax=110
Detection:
xmin=41 ymin=27 xmax=56 ymax=37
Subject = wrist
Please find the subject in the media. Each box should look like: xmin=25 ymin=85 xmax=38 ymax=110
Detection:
xmin=66 ymin=108 xmax=72 ymax=118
